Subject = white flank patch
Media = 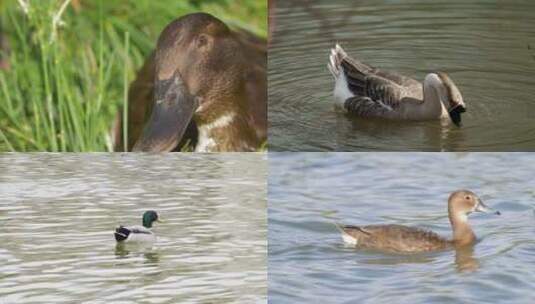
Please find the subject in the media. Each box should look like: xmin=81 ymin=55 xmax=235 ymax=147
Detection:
xmin=341 ymin=232 xmax=358 ymax=246
xmin=333 ymin=71 xmax=353 ymax=109
xmin=195 ymin=112 xmax=236 ymax=152
xmin=327 ymin=44 xmax=353 ymax=109
xmin=124 ymin=226 xmax=156 ymax=244
xmin=127 ymin=232 xmax=156 ymax=243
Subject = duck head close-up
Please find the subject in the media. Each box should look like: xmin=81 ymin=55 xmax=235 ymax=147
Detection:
xmin=447 ymin=190 xmax=500 ymax=246
xmin=116 ymin=13 xmax=266 ymax=152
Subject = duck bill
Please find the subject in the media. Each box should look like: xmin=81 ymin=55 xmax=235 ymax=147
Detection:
xmin=132 ymin=73 xmax=198 ymax=152
xmin=448 ymin=105 xmax=466 ymax=127
xmin=475 ymin=199 xmax=501 ymax=215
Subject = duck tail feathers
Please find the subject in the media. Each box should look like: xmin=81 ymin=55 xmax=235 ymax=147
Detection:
xmin=328 ymin=43 xmax=347 ymax=78
xmin=334 ymin=222 xmax=362 ymax=246
xmin=334 ymin=222 xmax=347 ymax=233
xmin=335 ymin=223 xmax=371 ymax=236
xmin=114 ymin=226 xmax=130 ymax=242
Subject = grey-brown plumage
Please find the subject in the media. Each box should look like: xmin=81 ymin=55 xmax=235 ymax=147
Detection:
xmin=337 ymin=190 xmax=501 ymax=253
xmin=328 ymin=44 xmax=466 ymax=125
xmin=343 ymin=58 xmax=420 ymax=108
xmin=339 ymin=224 xmax=451 ymax=253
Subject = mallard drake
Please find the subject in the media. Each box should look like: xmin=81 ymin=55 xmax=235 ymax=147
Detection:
xmin=328 ymin=44 xmax=466 ymax=126
xmin=337 ymin=190 xmax=500 ymax=253
xmin=114 ymin=210 xmax=161 ymax=243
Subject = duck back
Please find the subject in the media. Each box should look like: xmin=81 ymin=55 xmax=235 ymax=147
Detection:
xmin=340 ymin=224 xmax=451 ymax=253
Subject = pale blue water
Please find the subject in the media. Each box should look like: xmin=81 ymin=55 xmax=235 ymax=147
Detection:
xmin=269 ymin=153 xmax=535 ymax=303
xmin=0 ymin=153 xmax=267 ymax=304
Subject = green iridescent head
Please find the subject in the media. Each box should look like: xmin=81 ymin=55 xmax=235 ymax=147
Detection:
xmin=142 ymin=210 xmax=160 ymax=228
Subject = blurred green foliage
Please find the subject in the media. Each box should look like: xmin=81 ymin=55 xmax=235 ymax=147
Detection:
xmin=0 ymin=0 xmax=266 ymax=151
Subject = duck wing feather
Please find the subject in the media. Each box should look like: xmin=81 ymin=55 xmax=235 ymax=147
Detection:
xmin=342 ymin=224 xmax=450 ymax=253
xmin=331 ymin=45 xmax=423 ymax=115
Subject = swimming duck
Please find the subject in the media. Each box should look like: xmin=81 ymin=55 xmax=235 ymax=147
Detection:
xmin=114 ymin=211 xmax=161 ymax=243
xmin=337 ymin=190 xmax=500 ymax=253
xmin=113 ymin=13 xmax=266 ymax=152
xmin=327 ymin=44 xmax=466 ymax=126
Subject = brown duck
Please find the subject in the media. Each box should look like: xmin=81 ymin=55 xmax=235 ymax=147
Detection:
xmin=337 ymin=190 xmax=500 ymax=253
xmin=328 ymin=44 xmax=466 ymax=126
xmin=114 ymin=13 xmax=266 ymax=152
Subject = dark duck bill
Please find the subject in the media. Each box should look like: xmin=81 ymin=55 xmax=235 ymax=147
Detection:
xmin=133 ymin=71 xmax=198 ymax=152
xmin=448 ymin=104 xmax=466 ymax=127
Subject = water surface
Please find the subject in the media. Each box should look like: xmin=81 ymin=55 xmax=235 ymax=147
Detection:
xmin=0 ymin=153 xmax=267 ymax=304
xmin=269 ymin=0 xmax=535 ymax=151
xmin=269 ymin=153 xmax=535 ymax=303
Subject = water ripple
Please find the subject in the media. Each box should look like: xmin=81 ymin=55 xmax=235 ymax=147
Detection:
xmin=269 ymin=0 xmax=535 ymax=151
xmin=269 ymin=153 xmax=535 ymax=303
xmin=0 ymin=153 xmax=267 ymax=303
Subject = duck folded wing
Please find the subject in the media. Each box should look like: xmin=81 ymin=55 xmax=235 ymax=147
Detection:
xmin=129 ymin=226 xmax=152 ymax=234
xmin=339 ymin=51 xmax=421 ymax=93
xmin=344 ymin=224 xmax=450 ymax=252
xmin=365 ymin=225 xmax=444 ymax=241
xmin=114 ymin=226 xmax=131 ymax=242
xmin=346 ymin=67 xmax=420 ymax=106
xmin=338 ymin=49 xmax=423 ymax=103
xmin=344 ymin=73 xmax=429 ymax=118
xmin=343 ymin=78 xmax=401 ymax=116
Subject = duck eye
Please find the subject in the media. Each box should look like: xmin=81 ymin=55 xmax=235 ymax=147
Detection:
xmin=196 ymin=34 xmax=208 ymax=48
xmin=465 ymin=195 xmax=470 ymax=200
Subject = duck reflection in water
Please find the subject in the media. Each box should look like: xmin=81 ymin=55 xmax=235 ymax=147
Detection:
xmin=454 ymin=245 xmax=479 ymax=272
xmin=352 ymin=245 xmax=480 ymax=272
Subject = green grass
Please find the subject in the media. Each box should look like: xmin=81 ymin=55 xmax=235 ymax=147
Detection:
xmin=0 ymin=0 xmax=266 ymax=151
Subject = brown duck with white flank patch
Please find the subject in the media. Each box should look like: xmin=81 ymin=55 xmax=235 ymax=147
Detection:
xmin=114 ymin=13 xmax=266 ymax=152
xmin=328 ymin=44 xmax=466 ymax=126
xmin=337 ymin=190 xmax=500 ymax=253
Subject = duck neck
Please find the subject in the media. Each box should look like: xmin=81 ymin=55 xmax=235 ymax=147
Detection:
xmin=143 ymin=220 xmax=153 ymax=229
xmin=423 ymin=74 xmax=448 ymax=119
xmin=449 ymin=212 xmax=476 ymax=247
